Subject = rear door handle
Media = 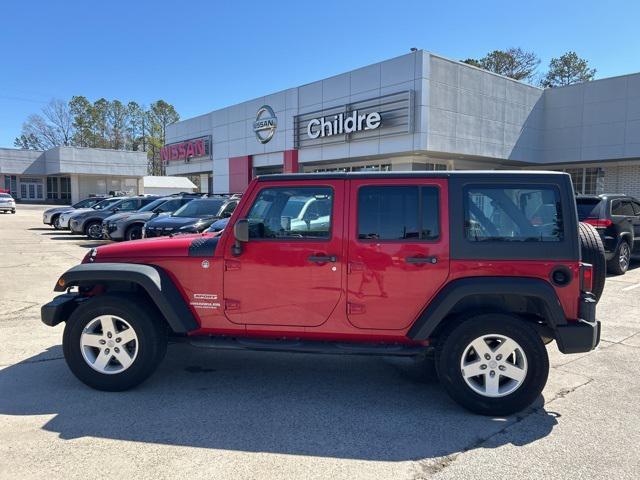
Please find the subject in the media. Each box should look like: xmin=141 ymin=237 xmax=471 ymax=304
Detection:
xmin=308 ymin=255 xmax=337 ymax=263
xmin=405 ymin=256 xmax=437 ymax=264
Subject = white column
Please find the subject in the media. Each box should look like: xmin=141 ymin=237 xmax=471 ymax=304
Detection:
xmin=70 ymin=175 xmax=80 ymax=204
xmin=200 ymin=174 xmax=209 ymax=193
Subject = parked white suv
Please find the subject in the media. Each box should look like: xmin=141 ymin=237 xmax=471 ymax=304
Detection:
xmin=0 ymin=193 xmax=16 ymax=214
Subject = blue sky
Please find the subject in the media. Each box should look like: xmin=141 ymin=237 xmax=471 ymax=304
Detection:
xmin=1 ymin=0 xmax=639 ymax=147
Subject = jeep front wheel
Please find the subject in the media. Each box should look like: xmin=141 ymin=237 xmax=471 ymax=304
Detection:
xmin=63 ymin=294 xmax=167 ymax=391
xmin=436 ymin=313 xmax=549 ymax=416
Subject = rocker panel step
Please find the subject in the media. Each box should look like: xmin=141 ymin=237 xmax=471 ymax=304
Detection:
xmin=188 ymin=336 xmax=429 ymax=357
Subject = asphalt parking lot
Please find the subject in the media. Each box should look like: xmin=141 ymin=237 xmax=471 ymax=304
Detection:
xmin=1 ymin=204 xmax=639 ymax=480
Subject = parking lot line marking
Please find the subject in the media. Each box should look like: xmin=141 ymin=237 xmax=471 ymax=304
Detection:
xmin=621 ymin=283 xmax=640 ymax=292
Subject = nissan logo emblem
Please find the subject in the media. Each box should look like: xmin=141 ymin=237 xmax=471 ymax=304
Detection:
xmin=253 ymin=105 xmax=277 ymax=144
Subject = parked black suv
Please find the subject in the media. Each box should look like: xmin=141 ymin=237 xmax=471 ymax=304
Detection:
xmin=103 ymin=193 xmax=202 ymax=241
xmin=576 ymin=194 xmax=640 ymax=274
xmin=143 ymin=196 xmax=239 ymax=237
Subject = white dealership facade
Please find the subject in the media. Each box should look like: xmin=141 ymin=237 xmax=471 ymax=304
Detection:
xmin=165 ymin=49 xmax=640 ymax=196
xmin=0 ymin=146 xmax=147 ymax=203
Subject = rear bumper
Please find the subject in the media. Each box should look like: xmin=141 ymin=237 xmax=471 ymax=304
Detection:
xmin=555 ymin=293 xmax=601 ymax=354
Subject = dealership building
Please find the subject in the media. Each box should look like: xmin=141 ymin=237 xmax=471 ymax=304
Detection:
xmin=0 ymin=146 xmax=147 ymax=203
xmin=165 ymin=49 xmax=640 ymax=196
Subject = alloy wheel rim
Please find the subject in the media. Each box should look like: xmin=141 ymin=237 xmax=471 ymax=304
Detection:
xmin=80 ymin=315 xmax=139 ymax=374
xmin=460 ymin=333 xmax=528 ymax=398
xmin=88 ymin=224 xmax=102 ymax=239
xmin=620 ymin=243 xmax=630 ymax=271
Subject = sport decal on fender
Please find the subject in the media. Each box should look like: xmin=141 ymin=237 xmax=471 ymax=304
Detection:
xmin=190 ymin=293 xmax=220 ymax=310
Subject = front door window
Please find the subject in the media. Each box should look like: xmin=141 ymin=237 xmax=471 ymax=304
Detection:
xmin=222 ymin=182 xmax=344 ymax=327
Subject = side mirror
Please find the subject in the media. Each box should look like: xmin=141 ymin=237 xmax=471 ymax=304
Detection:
xmin=112 ymin=208 xmax=119 ymax=213
xmin=232 ymin=219 xmax=249 ymax=256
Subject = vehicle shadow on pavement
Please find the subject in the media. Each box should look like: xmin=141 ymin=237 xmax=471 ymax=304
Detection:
xmin=0 ymin=344 xmax=558 ymax=461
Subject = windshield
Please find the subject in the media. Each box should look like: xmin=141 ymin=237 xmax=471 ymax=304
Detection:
xmin=138 ymin=198 xmax=169 ymax=213
xmin=73 ymin=198 xmax=101 ymax=208
xmin=0 ymin=193 xmax=11 ymax=198
xmin=172 ymin=199 xmax=225 ymax=218
xmin=576 ymin=198 xmax=603 ymax=220
xmin=92 ymin=198 xmax=121 ymax=210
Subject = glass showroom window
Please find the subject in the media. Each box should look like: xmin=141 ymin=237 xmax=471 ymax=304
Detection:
xmin=47 ymin=177 xmax=59 ymax=199
xmin=564 ymin=168 xmax=602 ymax=195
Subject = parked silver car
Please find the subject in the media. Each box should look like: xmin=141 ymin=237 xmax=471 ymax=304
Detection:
xmin=43 ymin=197 xmax=108 ymax=229
xmin=0 ymin=193 xmax=16 ymax=214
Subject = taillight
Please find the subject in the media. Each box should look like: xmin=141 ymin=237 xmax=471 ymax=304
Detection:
xmin=583 ymin=218 xmax=612 ymax=228
xmin=580 ymin=263 xmax=593 ymax=293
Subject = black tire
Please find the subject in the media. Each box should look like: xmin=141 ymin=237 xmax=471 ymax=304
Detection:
xmin=63 ymin=294 xmax=167 ymax=391
xmin=436 ymin=313 xmax=549 ymax=416
xmin=579 ymin=222 xmax=606 ymax=301
xmin=84 ymin=220 xmax=103 ymax=240
xmin=607 ymin=239 xmax=631 ymax=275
xmin=52 ymin=214 xmax=63 ymax=229
xmin=125 ymin=224 xmax=143 ymax=241
xmin=11 ymin=210 xmax=16 ymax=214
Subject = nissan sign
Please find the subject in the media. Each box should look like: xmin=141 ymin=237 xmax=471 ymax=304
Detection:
xmin=253 ymin=105 xmax=277 ymax=144
xmin=307 ymin=110 xmax=381 ymax=139
xmin=161 ymin=136 xmax=211 ymax=162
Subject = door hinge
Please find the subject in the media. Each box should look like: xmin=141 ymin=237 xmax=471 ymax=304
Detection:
xmin=347 ymin=302 xmax=366 ymax=315
xmin=225 ymin=299 xmax=240 ymax=311
xmin=225 ymin=260 xmax=241 ymax=271
xmin=348 ymin=262 xmax=365 ymax=274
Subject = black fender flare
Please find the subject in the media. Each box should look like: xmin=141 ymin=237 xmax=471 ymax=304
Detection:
xmin=407 ymin=277 xmax=567 ymax=340
xmin=53 ymin=262 xmax=198 ymax=333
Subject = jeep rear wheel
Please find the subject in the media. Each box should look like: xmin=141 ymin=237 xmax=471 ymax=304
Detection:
xmin=579 ymin=222 xmax=606 ymax=301
xmin=63 ymin=294 xmax=167 ymax=391
xmin=436 ymin=313 xmax=549 ymax=416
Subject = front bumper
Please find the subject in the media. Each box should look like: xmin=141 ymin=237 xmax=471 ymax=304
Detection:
xmin=41 ymin=293 xmax=85 ymax=327
xmin=103 ymin=223 xmax=124 ymax=240
xmin=555 ymin=293 xmax=601 ymax=354
xmin=69 ymin=219 xmax=83 ymax=233
xmin=143 ymin=227 xmax=175 ymax=238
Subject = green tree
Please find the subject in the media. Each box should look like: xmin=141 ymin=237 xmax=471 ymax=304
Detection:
xmin=463 ymin=47 xmax=540 ymax=82
xmin=146 ymin=100 xmax=180 ymax=175
xmin=69 ymin=96 xmax=94 ymax=147
xmin=541 ymin=51 xmax=596 ymax=87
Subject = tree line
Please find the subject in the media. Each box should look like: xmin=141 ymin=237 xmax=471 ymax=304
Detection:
xmin=462 ymin=49 xmax=596 ymax=86
xmin=14 ymin=97 xmax=179 ymax=175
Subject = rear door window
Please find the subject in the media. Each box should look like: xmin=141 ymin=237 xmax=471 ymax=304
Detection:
xmin=465 ymin=186 xmax=563 ymax=242
xmin=357 ymin=186 xmax=440 ymax=241
xmin=612 ymin=200 xmax=634 ymax=216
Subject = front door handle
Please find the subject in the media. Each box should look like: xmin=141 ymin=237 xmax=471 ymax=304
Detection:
xmin=405 ymin=256 xmax=437 ymax=265
xmin=308 ymin=255 xmax=337 ymax=263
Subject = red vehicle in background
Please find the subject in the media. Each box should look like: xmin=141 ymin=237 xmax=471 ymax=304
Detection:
xmin=42 ymin=171 xmax=603 ymax=415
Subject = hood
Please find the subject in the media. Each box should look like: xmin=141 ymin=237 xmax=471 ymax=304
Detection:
xmin=75 ymin=209 xmax=115 ymax=221
xmin=118 ymin=211 xmax=156 ymax=223
xmin=92 ymin=233 xmax=219 ymax=259
xmin=145 ymin=215 xmax=214 ymax=229
xmin=44 ymin=206 xmax=72 ymax=214
xmin=104 ymin=211 xmax=136 ymax=223
xmin=62 ymin=208 xmax=91 ymax=218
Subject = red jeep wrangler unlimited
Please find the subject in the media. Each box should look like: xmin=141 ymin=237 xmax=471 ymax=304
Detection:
xmin=42 ymin=172 xmax=601 ymax=415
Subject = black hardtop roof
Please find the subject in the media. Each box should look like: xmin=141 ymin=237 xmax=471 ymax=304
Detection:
xmin=256 ymin=170 xmax=570 ymax=182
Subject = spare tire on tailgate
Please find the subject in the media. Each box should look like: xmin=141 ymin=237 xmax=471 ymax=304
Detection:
xmin=579 ymin=222 xmax=606 ymax=302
